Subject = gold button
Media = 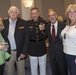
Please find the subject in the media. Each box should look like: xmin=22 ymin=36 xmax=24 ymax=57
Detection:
xmin=36 ymin=39 xmax=38 ymax=41
xmin=37 ymin=36 xmax=38 ymax=37
xmin=35 ymin=23 xmax=37 ymax=25
xmin=42 ymin=31 xmax=44 ymax=33
xmin=36 ymin=27 xmax=38 ymax=29
xmin=36 ymin=30 xmax=38 ymax=33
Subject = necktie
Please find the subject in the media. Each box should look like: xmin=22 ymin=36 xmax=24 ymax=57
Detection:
xmin=52 ymin=25 xmax=55 ymax=41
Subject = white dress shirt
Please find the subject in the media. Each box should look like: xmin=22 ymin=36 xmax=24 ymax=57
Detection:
xmin=8 ymin=18 xmax=17 ymax=50
xmin=50 ymin=21 xmax=58 ymax=36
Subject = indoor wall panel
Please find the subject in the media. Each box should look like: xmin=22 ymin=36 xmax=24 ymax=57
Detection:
xmin=0 ymin=0 xmax=11 ymax=19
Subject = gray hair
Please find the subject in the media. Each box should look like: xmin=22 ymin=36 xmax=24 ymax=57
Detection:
xmin=8 ymin=6 xmax=19 ymax=14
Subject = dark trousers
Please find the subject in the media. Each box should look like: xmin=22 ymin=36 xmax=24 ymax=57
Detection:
xmin=0 ymin=64 xmax=5 ymax=75
xmin=65 ymin=54 xmax=76 ymax=75
xmin=50 ymin=58 xmax=68 ymax=75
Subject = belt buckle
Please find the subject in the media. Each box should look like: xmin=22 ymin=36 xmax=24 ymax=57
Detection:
xmin=36 ymin=39 xmax=38 ymax=43
xmin=12 ymin=49 xmax=16 ymax=51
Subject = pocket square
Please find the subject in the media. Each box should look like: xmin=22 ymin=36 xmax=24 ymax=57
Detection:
xmin=29 ymin=26 xmax=33 ymax=28
xmin=19 ymin=26 xmax=25 ymax=29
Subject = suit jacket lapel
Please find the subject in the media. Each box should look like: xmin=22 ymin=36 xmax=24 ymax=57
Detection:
xmin=5 ymin=19 xmax=9 ymax=36
xmin=47 ymin=24 xmax=53 ymax=41
xmin=55 ymin=21 xmax=61 ymax=41
xmin=14 ymin=18 xmax=20 ymax=36
xmin=57 ymin=21 xmax=61 ymax=36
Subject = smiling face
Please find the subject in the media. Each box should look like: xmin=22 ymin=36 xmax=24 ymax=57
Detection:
xmin=68 ymin=9 xmax=76 ymax=22
xmin=8 ymin=6 xmax=19 ymax=21
xmin=65 ymin=4 xmax=76 ymax=25
xmin=30 ymin=9 xmax=39 ymax=22
xmin=48 ymin=10 xmax=57 ymax=24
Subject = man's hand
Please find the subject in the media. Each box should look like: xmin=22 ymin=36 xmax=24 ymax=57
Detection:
xmin=20 ymin=54 xmax=25 ymax=59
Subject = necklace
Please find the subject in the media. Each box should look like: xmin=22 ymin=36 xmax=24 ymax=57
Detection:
xmin=66 ymin=25 xmax=73 ymax=31
xmin=64 ymin=25 xmax=74 ymax=39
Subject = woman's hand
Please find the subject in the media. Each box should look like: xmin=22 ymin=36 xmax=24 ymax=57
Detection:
xmin=0 ymin=45 xmax=6 ymax=50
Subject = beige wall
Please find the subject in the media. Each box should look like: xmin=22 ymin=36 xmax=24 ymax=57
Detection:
xmin=10 ymin=0 xmax=22 ymax=14
xmin=34 ymin=0 xmax=43 ymax=17
xmin=42 ymin=0 xmax=65 ymax=20
xmin=21 ymin=0 xmax=34 ymax=20
xmin=0 ymin=0 xmax=10 ymax=19
xmin=21 ymin=0 xmax=43 ymax=20
xmin=64 ymin=0 xmax=75 ymax=10
xmin=0 ymin=0 xmax=76 ymax=20
xmin=41 ymin=0 xmax=75 ymax=20
xmin=0 ymin=0 xmax=21 ymax=19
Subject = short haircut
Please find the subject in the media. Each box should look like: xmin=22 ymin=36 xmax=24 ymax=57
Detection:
xmin=48 ymin=9 xmax=57 ymax=15
xmin=8 ymin=6 xmax=19 ymax=14
xmin=30 ymin=7 xmax=39 ymax=12
xmin=48 ymin=9 xmax=53 ymax=13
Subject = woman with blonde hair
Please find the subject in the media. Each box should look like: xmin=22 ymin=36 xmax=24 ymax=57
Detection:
xmin=61 ymin=4 xmax=76 ymax=75
xmin=0 ymin=18 xmax=10 ymax=75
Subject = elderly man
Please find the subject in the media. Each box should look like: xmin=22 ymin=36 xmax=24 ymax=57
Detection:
xmin=46 ymin=9 xmax=68 ymax=75
xmin=1 ymin=6 xmax=29 ymax=75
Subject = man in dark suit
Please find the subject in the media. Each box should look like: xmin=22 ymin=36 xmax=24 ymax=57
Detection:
xmin=1 ymin=6 xmax=29 ymax=75
xmin=27 ymin=7 xmax=47 ymax=75
xmin=46 ymin=9 xmax=68 ymax=75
